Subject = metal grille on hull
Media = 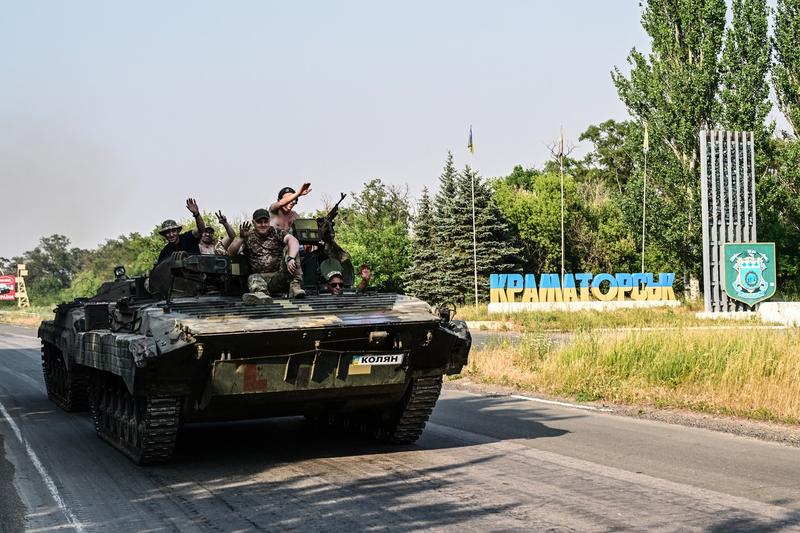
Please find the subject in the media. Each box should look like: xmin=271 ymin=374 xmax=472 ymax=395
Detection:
xmin=158 ymin=293 xmax=401 ymax=319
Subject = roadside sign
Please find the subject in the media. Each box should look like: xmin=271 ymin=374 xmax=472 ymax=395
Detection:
xmin=0 ymin=275 xmax=16 ymax=301
xmin=722 ymin=243 xmax=777 ymax=307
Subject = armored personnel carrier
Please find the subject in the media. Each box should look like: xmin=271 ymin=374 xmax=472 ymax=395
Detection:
xmin=38 ymin=220 xmax=470 ymax=464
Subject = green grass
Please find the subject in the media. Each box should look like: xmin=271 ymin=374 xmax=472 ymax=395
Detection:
xmin=454 ymin=302 xmax=763 ymax=332
xmin=468 ymin=329 xmax=800 ymax=424
xmin=0 ymin=305 xmax=54 ymax=327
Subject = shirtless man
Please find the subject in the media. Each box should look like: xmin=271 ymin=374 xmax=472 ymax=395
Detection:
xmin=268 ymin=182 xmax=312 ymax=232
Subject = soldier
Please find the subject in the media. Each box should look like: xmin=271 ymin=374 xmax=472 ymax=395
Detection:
xmin=268 ymin=182 xmax=311 ymax=232
xmin=227 ymin=209 xmax=306 ymax=303
xmin=199 ymin=211 xmax=236 ymax=255
xmin=156 ymin=198 xmax=206 ymax=264
xmin=325 ymin=271 xmax=345 ymax=296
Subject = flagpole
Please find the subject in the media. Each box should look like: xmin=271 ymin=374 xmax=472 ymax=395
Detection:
xmin=469 ymin=126 xmax=478 ymax=306
xmin=641 ymin=122 xmax=648 ymax=274
xmin=559 ymin=126 xmax=565 ymax=286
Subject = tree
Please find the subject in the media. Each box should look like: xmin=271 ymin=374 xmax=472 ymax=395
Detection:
xmin=405 ymin=188 xmax=439 ymax=303
xmin=719 ymin=0 xmax=771 ymax=143
xmin=612 ymin=0 xmax=726 ymax=282
xmin=430 ymin=153 xmax=462 ymax=301
xmin=774 ymin=0 xmax=800 ymax=136
xmin=335 ymin=179 xmax=412 ymax=292
xmin=579 ymin=120 xmax=640 ymax=195
xmin=494 ymin=168 xmax=639 ymax=276
xmin=3 ymin=235 xmax=85 ymax=303
xmin=445 ymin=166 xmax=519 ymax=303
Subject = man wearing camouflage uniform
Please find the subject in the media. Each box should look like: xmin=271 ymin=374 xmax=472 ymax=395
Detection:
xmin=227 ymin=209 xmax=306 ymax=303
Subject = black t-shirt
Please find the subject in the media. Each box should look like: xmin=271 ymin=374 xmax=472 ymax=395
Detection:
xmin=157 ymin=231 xmax=201 ymax=263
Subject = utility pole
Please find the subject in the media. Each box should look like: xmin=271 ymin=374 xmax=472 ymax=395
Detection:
xmin=642 ymin=122 xmax=649 ymax=273
xmin=468 ymin=125 xmax=478 ymax=305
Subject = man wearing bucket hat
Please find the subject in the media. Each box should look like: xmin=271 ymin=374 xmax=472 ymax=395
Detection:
xmin=227 ymin=208 xmax=306 ymax=303
xmin=156 ymin=198 xmax=206 ymax=264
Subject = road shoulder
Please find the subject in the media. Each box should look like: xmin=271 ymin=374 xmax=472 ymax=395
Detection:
xmin=445 ymin=377 xmax=800 ymax=448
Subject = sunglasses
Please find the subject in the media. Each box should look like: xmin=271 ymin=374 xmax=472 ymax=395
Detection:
xmin=329 ymin=283 xmax=344 ymax=288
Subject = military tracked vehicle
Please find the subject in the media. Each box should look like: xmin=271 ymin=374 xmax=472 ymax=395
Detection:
xmin=38 ymin=218 xmax=470 ymax=464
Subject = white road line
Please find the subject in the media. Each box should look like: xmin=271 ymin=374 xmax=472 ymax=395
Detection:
xmin=0 ymin=400 xmax=86 ymax=532
xmin=509 ymin=394 xmax=614 ymax=412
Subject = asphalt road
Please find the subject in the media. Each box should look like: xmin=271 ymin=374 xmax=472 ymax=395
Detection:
xmin=1 ymin=325 xmax=800 ymax=532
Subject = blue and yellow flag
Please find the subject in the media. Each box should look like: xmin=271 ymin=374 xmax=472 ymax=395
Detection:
xmin=468 ymin=125 xmax=474 ymax=155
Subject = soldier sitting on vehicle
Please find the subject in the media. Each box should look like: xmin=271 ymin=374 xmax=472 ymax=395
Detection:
xmin=268 ymin=182 xmax=311 ymax=232
xmin=199 ymin=211 xmax=236 ymax=255
xmin=227 ymin=209 xmax=306 ymax=304
xmin=156 ymin=198 xmax=206 ymax=264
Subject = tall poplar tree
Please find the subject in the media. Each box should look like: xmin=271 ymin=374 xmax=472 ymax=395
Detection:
xmin=774 ymin=0 xmax=800 ymax=136
xmin=612 ymin=0 xmax=726 ymax=282
xmin=406 ymin=188 xmax=439 ymax=303
xmin=719 ymin=0 xmax=772 ymax=149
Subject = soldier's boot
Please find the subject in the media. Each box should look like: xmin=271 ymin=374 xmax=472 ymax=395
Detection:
xmin=288 ymin=278 xmax=306 ymax=299
xmin=242 ymin=291 xmax=272 ymax=305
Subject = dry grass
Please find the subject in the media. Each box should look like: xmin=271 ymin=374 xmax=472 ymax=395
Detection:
xmin=0 ymin=306 xmax=54 ymax=328
xmin=467 ymin=329 xmax=800 ymax=424
xmin=455 ymin=302 xmax=762 ymax=332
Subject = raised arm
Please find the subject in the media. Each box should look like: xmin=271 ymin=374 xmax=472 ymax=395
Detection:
xmin=268 ymin=182 xmax=312 ymax=212
xmin=216 ymin=211 xmax=236 ymax=247
xmin=357 ymin=266 xmax=372 ymax=293
xmin=227 ymin=221 xmax=251 ymax=255
xmin=186 ymin=198 xmax=205 ymax=236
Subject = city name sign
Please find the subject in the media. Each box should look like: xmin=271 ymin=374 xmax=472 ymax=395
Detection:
xmin=490 ymin=272 xmax=677 ymax=303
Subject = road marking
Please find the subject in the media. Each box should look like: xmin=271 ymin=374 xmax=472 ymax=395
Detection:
xmin=509 ymin=394 xmax=614 ymax=412
xmin=0 ymin=400 xmax=86 ymax=532
xmin=448 ymin=387 xmax=614 ymax=412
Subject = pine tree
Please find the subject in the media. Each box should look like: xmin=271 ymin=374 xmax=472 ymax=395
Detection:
xmin=774 ymin=0 xmax=800 ymax=136
xmin=405 ymin=188 xmax=439 ymax=302
xmin=429 ymin=153 xmax=461 ymax=304
xmin=448 ymin=165 xmax=520 ymax=304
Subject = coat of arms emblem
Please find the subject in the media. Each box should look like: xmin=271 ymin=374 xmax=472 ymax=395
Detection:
xmin=722 ymin=243 xmax=776 ymax=306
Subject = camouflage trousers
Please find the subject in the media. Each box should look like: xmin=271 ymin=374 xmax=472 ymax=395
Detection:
xmin=247 ymin=263 xmax=302 ymax=296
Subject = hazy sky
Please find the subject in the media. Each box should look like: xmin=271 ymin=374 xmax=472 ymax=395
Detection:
xmin=0 ymin=1 xmax=650 ymax=258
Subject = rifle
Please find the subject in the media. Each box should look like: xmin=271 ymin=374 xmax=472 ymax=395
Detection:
xmin=325 ymin=193 xmax=347 ymax=224
xmin=317 ymin=193 xmax=347 ymax=244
